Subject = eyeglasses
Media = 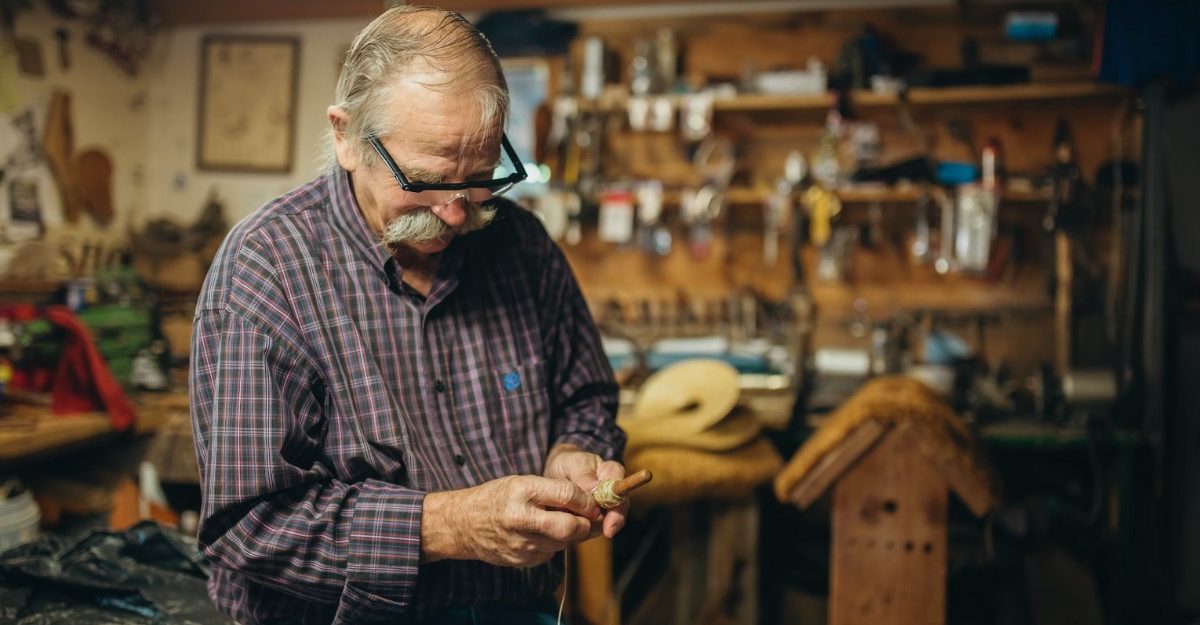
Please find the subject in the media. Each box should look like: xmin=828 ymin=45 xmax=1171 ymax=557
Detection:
xmin=367 ymin=133 xmax=527 ymax=205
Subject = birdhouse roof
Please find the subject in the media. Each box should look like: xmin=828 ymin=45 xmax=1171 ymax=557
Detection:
xmin=774 ymin=376 xmax=996 ymax=517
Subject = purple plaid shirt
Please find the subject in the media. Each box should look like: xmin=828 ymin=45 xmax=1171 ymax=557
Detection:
xmin=189 ymin=171 xmax=623 ymax=624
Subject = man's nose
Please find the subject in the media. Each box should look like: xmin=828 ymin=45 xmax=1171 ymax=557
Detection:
xmin=431 ymin=194 xmax=468 ymax=228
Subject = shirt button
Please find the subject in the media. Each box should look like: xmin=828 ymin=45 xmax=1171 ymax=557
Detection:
xmin=434 ymin=380 xmax=447 ymax=393
xmin=454 ymin=453 xmax=466 ymax=466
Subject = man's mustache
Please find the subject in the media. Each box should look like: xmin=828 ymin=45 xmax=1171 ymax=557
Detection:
xmin=383 ymin=201 xmax=497 ymax=248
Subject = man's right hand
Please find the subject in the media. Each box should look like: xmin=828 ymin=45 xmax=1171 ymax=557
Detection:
xmin=420 ymin=475 xmax=602 ymax=567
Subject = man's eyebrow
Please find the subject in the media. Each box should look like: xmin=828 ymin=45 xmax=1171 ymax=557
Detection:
xmin=468 ymin=159 xmax=502 ymax=178
xmin=398 ymin=156 xmax=502 ymax=184
xmin=400 ymin=165 xmax=444 ymax=184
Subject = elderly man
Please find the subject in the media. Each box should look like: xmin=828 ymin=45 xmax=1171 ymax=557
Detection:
xmin=190 ymin=7 xmax=626 ymax=624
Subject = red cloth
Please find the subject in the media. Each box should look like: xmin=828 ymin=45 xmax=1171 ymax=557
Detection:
xmin=10 ymin=305 xmax=136 ymax=431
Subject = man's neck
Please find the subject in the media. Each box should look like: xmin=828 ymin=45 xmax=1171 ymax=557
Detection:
xmin=392 ymin=246 xmax=441 ymax=297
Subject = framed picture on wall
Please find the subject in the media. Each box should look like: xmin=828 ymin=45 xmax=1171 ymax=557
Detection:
xmin=197 ymin=35 xmax=299 ymax=173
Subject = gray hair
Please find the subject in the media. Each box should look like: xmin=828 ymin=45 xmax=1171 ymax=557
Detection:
xmin=325 ymin=6 xmax=509 ymax=171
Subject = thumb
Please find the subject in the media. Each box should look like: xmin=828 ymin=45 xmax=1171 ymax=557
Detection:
xmin=529 ymin=477 xmax=602 ymax=521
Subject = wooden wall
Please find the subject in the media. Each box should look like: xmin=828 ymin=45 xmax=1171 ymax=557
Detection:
xmin=552 ymin=6 xmax=1134 ymax=374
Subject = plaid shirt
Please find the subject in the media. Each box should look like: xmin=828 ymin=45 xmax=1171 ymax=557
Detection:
xmin=190 ymin=171 xmax=623 ymax=624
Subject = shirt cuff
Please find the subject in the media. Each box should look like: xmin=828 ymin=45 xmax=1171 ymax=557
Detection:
xmin=338 ymin=479 xmax=425 ymax=622
xmin=553 ymin=431 xmax=625 ymax=463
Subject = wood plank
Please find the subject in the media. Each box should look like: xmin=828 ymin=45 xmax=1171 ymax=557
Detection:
xmin=1054 ymin=232 xmax=1072 ymax=375
xmin=657 ymin=185 xmax=1049 ymax=206
xmin=593 ymin=83 xmax=1125 ymax=116
xmin=906 ymin=82 xmax=1127 ymax=106
xmin=573 ymin=537 xmax=619 ymax=625
xmin=152 ymin=0 xmax=385 ymax=26
xmin=830 ymin=424 xmax=948 ymax=625
xmin=152 ymin=0 xmax=799 ymax=25
xmin=702 ymin=499 xmax=759 ymax=625
xmin=0 ymin=404 xmax=167 ymax=464
xmin=439 ymin=0 xmax=776 ymax=10
xmin=672 ymin=506 xmax=705 ymax=625
xmin=0 ymin=280 xmax=61 ymax=295
xmin=786 ymin=419 xmax=888 ymax=508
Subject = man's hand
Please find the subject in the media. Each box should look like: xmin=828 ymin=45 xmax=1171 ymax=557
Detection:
xmin=543 ymin=444 xmax=629 ymax=539
xmin=421 ymin=475 xmax=601 ymax=567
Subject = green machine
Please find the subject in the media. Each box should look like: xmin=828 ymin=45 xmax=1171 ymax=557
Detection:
xmin=17 ymin=305 xmax=155 ymax=387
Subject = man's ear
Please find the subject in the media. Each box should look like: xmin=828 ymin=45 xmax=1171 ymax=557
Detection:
xmin=327 ymin=106 xmax=359 ymax=172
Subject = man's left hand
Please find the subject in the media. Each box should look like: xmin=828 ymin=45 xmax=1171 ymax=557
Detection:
xmin=543 ymin=444 xmax=628 ymax=539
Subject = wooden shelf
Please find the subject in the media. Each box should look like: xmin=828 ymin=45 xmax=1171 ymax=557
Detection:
xmin=657 ymin=186 xmax=1051 ymax=206
xmin=904 ymin=82 xmax=1127 ymax=106
xmin=0 ymin=280 xmax=62 ymax=295
xmin=831 ymin=186 xmax=1051 ymax=204
xmin=0 ymin=393 xmax=178 ymax=465
xmin=710 ymin=82 xmax=1127 ymax=113
xmin=581 ymin=83 xmax=1126 ymax=120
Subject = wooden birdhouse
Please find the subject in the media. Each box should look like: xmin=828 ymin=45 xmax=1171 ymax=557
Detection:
xmin=774 ymin=377 xmax=996 ymax=625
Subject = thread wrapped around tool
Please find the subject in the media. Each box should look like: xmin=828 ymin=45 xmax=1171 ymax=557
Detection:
xmin=590 ymin=469 xmax=653 ymax=509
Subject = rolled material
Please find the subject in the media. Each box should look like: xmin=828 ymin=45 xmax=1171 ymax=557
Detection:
xmin=1062 ymin=369 xmax=1117 ymax=406
xmin=813 ymin=348 xmax=871 ymax=377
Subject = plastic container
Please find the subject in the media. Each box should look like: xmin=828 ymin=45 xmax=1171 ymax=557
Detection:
xmin=0 ymin=489 xmax=41 ymax=552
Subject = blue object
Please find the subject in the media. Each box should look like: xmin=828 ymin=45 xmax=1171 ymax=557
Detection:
xmin=646 ymin=352 xmax=774 ymax=374
xmin=502 ymin=371 xmax=522 ymax=391
xmin=937 ymin=162 xmax=980 ymax=186
xmin=925 ymin=330 xmax=972 ymax=364
xmin=607 ymin=353 xmax=776 ymax=375
xmin=1005 ymin=12 xmax=1058 ymax=41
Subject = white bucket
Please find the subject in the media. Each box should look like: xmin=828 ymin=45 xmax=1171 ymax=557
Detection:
xmin=0 ymin=489 xmax=41 ymax=552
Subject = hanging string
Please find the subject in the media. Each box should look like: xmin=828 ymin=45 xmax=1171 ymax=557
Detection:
xmin=591 ymin=479 xmax=624 ymax=509
xmin=557 ymin=473 xmax=651 ymax=624
xmin=557 ymin=548 xmax=568 ymax=625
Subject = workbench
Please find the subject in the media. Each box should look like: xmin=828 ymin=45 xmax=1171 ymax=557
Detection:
xmin=800 ymin=413 xmax=1143 ymax=624
xmin=0 ymin=393 xmax=178 ymax=467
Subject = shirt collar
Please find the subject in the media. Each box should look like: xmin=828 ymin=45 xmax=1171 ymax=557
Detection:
xmin=327 ymin=169 xmax=393 ymax=271
xmin=326 ymin=168 xmax=469 ymax=289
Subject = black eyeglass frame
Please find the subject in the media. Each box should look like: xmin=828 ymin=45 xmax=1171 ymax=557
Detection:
xmin=367 ymin=133 xmax=528 ymax=196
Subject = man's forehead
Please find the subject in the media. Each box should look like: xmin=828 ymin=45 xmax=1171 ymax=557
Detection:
xmin=381 ymin=83 xmax=502 ymax=162
xmin=393 ymin=128 xmax=501 ymax=165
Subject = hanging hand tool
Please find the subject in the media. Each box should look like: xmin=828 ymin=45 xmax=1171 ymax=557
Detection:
xmin=763 ymin=181 xmax=789 ymax=266
xmin=912 ymin=185 xmax=932 ymax=262
xmin=1044 ymin=118 xmax=1083 ymax=294
xmin=764 ymin=152 xmax=805 ymax=267
xmin=684 ymin=185 xmax=724 ymax=261
xmin=636 ymin=181 xmax=671 ymax=256
xmin=53 ymin=27 xmax=71 ymax=70
xmin=934 ymin=188 xmax=957 ymax=274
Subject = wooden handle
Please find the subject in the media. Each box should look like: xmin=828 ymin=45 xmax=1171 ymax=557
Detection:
xmin=612 ymin=469 xmax=653 ymax=497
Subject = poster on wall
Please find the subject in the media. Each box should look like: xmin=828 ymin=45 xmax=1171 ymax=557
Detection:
xmin=7 ymin=177 xmax=44 ymax=242
xmin=196 ymin=35 xmax=299 ymax=173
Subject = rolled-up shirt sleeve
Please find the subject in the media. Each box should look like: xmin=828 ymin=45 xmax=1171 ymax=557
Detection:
xmin=525 ymin=218 xmax=626 ymax=462
xmin=191 ymin=275 xmax=424 ymax=623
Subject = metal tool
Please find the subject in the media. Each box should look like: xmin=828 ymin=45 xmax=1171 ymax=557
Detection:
xmin=912 ymin=186 xmax=932 ymax=262
xmin=934 ymin=189 xmax=957 ymax=274
xmin=763 ymin=182 xmax=788 ymax=266
xmin=955 ymin=184 xmax=996 ymax=273
xmin=684 ymin=185 xmax=724 ymax=261
xmin=636 ymin=181 xmax=671 ymax=256
xmin=764 ymin=152 xmax=805 ymax=266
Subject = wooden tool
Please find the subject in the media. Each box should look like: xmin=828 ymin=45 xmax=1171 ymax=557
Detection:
xmin=74 ymin=149 xmax=114 ymax=225
xmin=611 ymin=469 xmax=653 ymax=498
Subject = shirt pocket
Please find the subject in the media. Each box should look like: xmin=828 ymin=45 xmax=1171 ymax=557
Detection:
xmin=488 ymin=358 xmax=551 ymax=468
